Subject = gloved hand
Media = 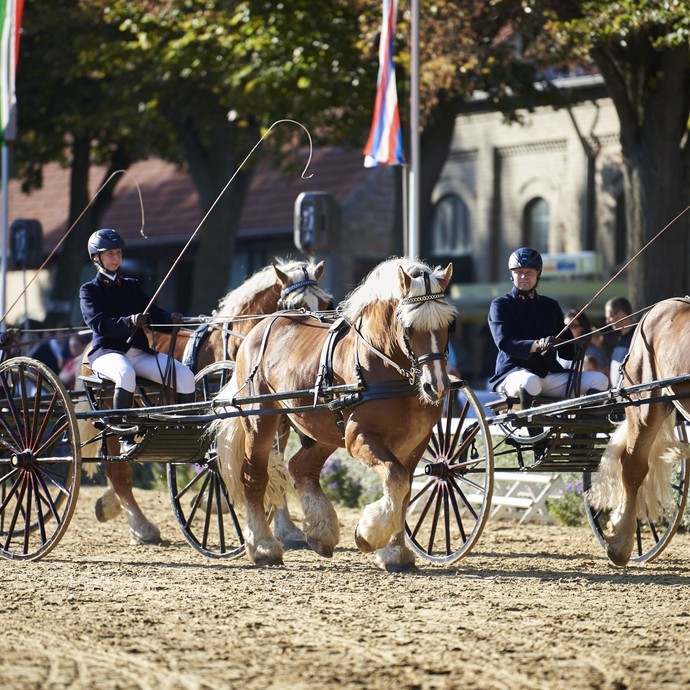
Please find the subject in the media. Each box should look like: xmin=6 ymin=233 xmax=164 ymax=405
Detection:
xmin=170 ymin=312 xmax=185 ymax=324
xmin=533 ymin=336 xmax=557 ymax=353
xmin=130 ymin=313 xmax=150 ymax=328
xmin=0 ymin=328 xmax=18 ymax=347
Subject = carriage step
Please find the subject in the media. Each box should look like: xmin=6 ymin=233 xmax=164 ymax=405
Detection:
xmin=527 ymin=434 xmax=608 ymax=472
xmin=122 ymin=424 xmax=211 ymax=463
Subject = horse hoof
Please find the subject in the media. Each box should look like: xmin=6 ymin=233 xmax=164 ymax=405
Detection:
xmin=605 ymin=545 xmax=631 ymax=568
xmin=385 ymin=563 xmax=418 ymax=574
xmin=94 ymin=492 xmax=122 ymax=523
xmin=307 ymin=537 xmax=334 ymax=558
xmin=281 ymin=538 xmax=310 ymax=551
xmin=253 ymin=555 xmax=284 ymax=567
xmin=129 ymin=524 xmax=161 ymax=545
xmin=354 ymin=525 xmax=375 ymax=553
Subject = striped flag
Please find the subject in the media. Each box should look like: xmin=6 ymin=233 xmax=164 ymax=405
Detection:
xmin=0 ymin=0 xmax=23 ymax=143
xmin=363 ymin=0 xmax=405 ymax=167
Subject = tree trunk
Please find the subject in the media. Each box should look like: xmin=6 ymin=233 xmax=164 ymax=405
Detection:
xmin=419 ymin=98 xmax=462 ymax=251
xmin=594 ymin=44 xmax=690 ymax=311
xmin=173 ymin=118 xmax=258 ymax=314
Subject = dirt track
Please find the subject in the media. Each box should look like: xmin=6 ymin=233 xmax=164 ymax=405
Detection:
xmin=2 ymin=485 xmax=690 ymax=690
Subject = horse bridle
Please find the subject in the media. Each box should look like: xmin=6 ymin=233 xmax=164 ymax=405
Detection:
xmin=277 ymin=266 xmax=319 ymax=309
xmin=394 ymin=271 xmax=449 ymax=382
xmin=351 ymin=273 xmax=451 ymax=385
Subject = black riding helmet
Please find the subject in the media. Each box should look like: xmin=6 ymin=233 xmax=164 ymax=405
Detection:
xmin=88 ymin=228 xmax=125 ymax=262
xmin=508 ymin=247 xmax=542 ymax=277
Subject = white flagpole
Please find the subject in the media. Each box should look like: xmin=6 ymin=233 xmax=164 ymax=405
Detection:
xmin=407 ymin=0 xmax=420 ymax=260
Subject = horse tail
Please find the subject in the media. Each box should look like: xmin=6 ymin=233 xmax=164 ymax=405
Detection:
xmin=587 ymin=414 xmax=683 ymax=521
xmin=210 ymin=374 xmax=246 ymax=507
xmin=211 ymin=376 xmax=289 ymax=510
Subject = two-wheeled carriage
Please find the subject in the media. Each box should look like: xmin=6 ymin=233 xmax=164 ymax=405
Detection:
xmin=3 ymin=357 xmax=688 ymax=566
xmin=407 ymin=376 xmax=690 ymax=565
xmin=0 ymin=353 xmax=367 ymax=561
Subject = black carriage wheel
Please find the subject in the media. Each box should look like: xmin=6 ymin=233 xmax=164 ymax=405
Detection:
xmin=0 ymin=357 xmax=81 ymax=561
xmin=583 ymin=417 xmax=689 ymax=564
xmin=405 ymin=383 xmax=494 ymax=564
xmin=167 ymin=361 xmax=246 ymax=559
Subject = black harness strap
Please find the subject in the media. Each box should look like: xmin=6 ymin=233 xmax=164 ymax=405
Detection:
xmin=277 ymin=267 xmax=318 ymax=309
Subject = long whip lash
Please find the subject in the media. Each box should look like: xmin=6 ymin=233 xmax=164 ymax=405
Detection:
xmin=142 ymin=119 xmax=315 ymax=313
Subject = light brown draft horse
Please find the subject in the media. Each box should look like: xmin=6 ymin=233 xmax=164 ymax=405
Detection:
xmin=84 ymin=258 xmax=333 ymax=545
xmin=588 ymin=297 xmax=690 ymax=566
xmin=213 ymin=257 xmax=456 ymax=571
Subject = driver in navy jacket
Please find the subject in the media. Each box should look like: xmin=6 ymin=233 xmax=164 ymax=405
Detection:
xmin=80 ymin=229 xmax=196 ymax=437
xmin=488 ymin=247 xmax=608 ymax=408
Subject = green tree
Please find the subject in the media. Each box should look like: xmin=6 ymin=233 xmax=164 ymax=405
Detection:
xmin=537 ymin=0 xmax=690 ymax=308
xmin=94 ymin=0 xmax=376 ymax=313
xmin=15 ymin=0 xmax=176 ymax=325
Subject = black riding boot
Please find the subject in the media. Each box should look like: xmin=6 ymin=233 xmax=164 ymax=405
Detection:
xmin=518 ymin=389 xmax=541 ymax=435
xmin=113 ymin=388 xmax=136 ymax=455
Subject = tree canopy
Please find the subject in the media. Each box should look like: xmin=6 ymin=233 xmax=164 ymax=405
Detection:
xmin=13 ymin=0 xmax=690 ymax=319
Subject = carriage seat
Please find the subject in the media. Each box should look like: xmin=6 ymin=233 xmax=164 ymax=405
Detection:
xmin=79 ymin=367 xmax=170 ymax=399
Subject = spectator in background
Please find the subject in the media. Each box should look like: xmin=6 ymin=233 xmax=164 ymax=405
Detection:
xmin=563 ymin=308 xmax=610 ymax=382
xmin=583 ymin=353 xmax=610 ymax=378
xmin=28 ymin=330 xmax=64 ymax=374
xmin=604 ymin=296 xmax=635 ymax=387
xmin=59 ymin=333 xmax=91 ymax=390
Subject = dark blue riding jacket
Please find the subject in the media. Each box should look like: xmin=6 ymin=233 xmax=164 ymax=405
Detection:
xmin=488 ymin=286 xmax=576 ymax=390
xmin=80 ymin=272 xmax=175 ymax=366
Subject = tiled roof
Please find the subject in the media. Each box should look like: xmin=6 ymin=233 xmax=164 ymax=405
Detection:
xmin=6 ymin=147 xmax=368 ymax=252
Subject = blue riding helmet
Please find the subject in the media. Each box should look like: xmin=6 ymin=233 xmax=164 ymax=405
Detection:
xmin=508 ymin=247 xmax=542 ymax=276
xmin=88 ymin=228 xmax=126 ymax=260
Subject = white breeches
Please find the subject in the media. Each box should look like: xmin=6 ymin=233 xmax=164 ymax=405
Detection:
xmin=497 ymin=369 xmax=609 ymax=399
xmin=91 ymin=348 xmax=196 ymax=394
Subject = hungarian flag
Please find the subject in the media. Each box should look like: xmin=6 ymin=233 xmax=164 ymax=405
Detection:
xmin=363 ymin=0 xmax=405 ymax=167
xmin=0 ymin=0 xmax=23 ymax=143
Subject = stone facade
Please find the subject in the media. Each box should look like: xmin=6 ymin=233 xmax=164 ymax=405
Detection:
xmin=435 ymin=95 xmax=624 ymax=284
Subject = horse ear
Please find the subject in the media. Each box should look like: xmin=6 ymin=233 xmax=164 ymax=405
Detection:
xmin=438 ymin=263 xmax=453 ymax=291
xmin=398 ymin=266 xmax=412 ymax=295
xmin=272 ymin=263 xmax=289 ymax=287
xmin=314 ymin=260 xmax=325 ymax=281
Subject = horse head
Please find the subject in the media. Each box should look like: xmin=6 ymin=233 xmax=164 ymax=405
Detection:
xmin=395 ymin=262 xmax=456 ymax=404
xmin=273 ymin=259 xmax=333 ymax=311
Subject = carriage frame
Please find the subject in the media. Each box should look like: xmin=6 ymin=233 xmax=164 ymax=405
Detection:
xmin=0 ymin=348 xmax=688 ymax=565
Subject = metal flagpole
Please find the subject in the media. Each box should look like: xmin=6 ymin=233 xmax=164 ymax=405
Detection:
xmin=1 ymin=142 xmax=7 ymax=329
xmin=407 ymin=0 xmax=420 ymax=260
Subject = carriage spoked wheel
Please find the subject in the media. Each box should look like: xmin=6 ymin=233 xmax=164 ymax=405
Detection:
xmin=0 ymin=357 xmax=81 ymax=561
xmin=167 ymin=361 xmax=247 ymax=559
xmin=405 ymin=382 xmax=494 ymax=564
xmin=583 ymin=417 xmax=690 ymax=564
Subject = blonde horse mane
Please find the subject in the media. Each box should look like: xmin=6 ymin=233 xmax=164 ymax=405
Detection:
xmin=338 ymin=257 xmax=457 ymax=353
xmin=587 ymin=414 xmax=687 ymax=521
xmin=215 ymin=258 xmax=332 ymax=318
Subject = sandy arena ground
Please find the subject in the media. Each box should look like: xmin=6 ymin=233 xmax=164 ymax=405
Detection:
xmin=1 ymin=485 xmax=689 ymax=690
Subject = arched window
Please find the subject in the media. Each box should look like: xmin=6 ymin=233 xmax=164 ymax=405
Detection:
xmin=523 ymin=197 xmax=550 ymax=251
xmin=430 ymin=194 xmax=471 ymax=256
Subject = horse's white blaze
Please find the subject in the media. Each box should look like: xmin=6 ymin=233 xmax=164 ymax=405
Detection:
xmin=430 ymin=332 xmax=444 ymax=386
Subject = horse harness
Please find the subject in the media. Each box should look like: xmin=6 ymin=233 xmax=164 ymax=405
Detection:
xmin=238 ymin=281 xmax=450 ymax=438
xmin=182 ymin=320 xmax=245 ymax=369
xmin=277 ymin=266 xmax=319 ymax=310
